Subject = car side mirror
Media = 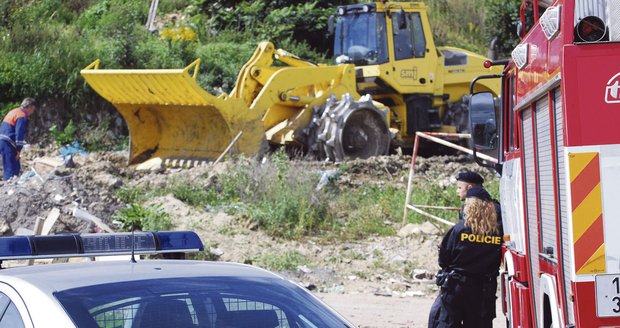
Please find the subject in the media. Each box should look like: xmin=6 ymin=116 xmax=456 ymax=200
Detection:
xmin=328 ymin=15 xmax=335 ymax=35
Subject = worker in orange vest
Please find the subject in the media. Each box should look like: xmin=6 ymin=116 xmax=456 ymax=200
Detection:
xmin=0 ymin=98 xmax=37 ymax=181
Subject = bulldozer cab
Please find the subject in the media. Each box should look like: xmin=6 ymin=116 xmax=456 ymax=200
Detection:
xmin=332 ymin=2 xmax=439 ymax=93
xmin=332 ymin=2 xmax=501 ymax=143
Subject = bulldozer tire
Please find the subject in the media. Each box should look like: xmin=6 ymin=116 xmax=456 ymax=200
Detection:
xmin=315 ymin=94 xmax=390 ymax=161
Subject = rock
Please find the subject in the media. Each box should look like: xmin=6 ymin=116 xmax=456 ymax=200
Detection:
xmin=419 ymin=221 xmax=442 ymax=235
xmin=326 ymin=285 xmax=345 ymax=294
xmin=373 ymin=289 xmax=392 ymax=297
xmin=297 ymin=265 xmax=312 ymax=274
xmin=135 ymin=157 xmax=164 ymax=172
xmin=93 ymin=173 xmax=122 ymax=189
xmin=398 ymin=222 xmax=442 ymax=237
xmin=412 ymin=269 xmax=430 ymax=280
xmin=402 ymin=290 xmax=426 ymax=297
xmin=390 ymin=255 xmax=406 ymax=264
xmin=209 ymin=247 xmax=224 ymax=257
xmin=397 ymin=224 xmax=419 ymax=237
xmin=0 ymin=219 xmax=13 ymax=235
xmin=14 ymin=227 xmax=33 ymax=235
xmin=54 ymin=167 xmax=72 ymax=177
xmin=246 ymin=220 xmax=260 ymax=231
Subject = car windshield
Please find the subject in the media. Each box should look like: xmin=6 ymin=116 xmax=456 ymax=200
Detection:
xmin=54 ymin=276 xmax=351 ymax=328
xmin=333 ymin=12 xmax=388 ymax=65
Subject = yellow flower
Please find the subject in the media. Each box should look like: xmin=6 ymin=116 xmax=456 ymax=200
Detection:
xmin=159 ymin=26 xmax=197 ymax=43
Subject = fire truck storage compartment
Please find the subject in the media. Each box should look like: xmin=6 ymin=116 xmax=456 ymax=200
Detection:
xmin=510 ymin=280 xmax=533 ymax=328
xmin=521 ymin=107 xmax=541 ymax=324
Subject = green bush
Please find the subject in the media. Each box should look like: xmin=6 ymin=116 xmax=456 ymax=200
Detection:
xmin=113 ymin=203 xmax=173 ymax=232
xmin=194 ymin=41 xmax=257 ymax=93
xmin=0 ymin=101 xmax=19 ymax=118
xmin=483 ymin=0 xmax=521 ymax=58
xmin=49 ymin=120 xmax=77 ymax=147
xmin=244 ymin=152 xmax=331 ymax=239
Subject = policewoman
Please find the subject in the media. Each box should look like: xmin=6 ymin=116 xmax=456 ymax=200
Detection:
xmin=428 ymin=187 xmax=502 ymax=328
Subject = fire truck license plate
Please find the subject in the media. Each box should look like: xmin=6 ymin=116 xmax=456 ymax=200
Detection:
xmin=596 ymin=274 xmax=620 ymax=317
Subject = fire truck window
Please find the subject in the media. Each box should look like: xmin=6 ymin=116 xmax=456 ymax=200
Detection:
xmin=520 ymin=2 xmax=546 ymax=37
xmin=502 ymin=72 xmax=517 ymax=152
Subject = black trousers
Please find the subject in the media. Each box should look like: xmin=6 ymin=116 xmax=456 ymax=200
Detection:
xmin=428 ymin=279 xmax=495 ymax=328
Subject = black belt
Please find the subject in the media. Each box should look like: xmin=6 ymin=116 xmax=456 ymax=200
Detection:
xmin=450 ymin=271 xmax=494 ymax=283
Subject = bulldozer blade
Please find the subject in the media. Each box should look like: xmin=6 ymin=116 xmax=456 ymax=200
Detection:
xmin=81 ymin=59 xmax=264 ymax=165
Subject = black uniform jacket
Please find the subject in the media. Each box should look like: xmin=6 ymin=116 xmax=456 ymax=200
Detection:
xmin=438 ymin=220 xmax=502 ymax=277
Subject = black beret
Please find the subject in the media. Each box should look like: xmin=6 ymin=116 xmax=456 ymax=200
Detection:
xmin=466 ymin=187 xmax=491 ymax=200
xmin=456 ymin=171 xmax=484 ymax=185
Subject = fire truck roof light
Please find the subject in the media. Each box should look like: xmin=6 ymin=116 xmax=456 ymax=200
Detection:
xmin=576 ymin=16 xmax=607 ymax=42
xmin=540 ymin=5 xmax=561 ymax=40
xmin=0 ymin=231 xmax=204 ymax=261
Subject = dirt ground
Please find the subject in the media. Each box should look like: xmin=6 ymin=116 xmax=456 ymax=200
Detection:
xmin=317 ymin=293 xmax=506 ymax=328
xmin=0 ymin=147 xmax=502 ymax=327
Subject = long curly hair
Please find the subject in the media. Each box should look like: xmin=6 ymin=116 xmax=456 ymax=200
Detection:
xmin=463 ymin=197 xmax=499 ymax=235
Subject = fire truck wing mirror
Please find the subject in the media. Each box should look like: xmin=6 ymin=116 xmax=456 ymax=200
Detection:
xmin=469 ymin=91 xmax=499 ymax=153
xmin=328 ymin=15 xmax=335 ymax=35
xmin=517 ymin=21 xmax=524 ymax=38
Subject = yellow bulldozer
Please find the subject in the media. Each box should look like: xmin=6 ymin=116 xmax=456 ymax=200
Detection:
xmin=81 ymin=2 xmax=501 ymax=165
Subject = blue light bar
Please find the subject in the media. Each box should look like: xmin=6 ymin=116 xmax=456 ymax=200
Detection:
xmin=0 ymin=237 xmax=32 ymax=258
xmin=81 ymin=232 xmax=157 ymax=254
xmin=156 ymin=231 xmax=204 ymax=252
xmin=0 ymin=231 xmax=204 ymax=261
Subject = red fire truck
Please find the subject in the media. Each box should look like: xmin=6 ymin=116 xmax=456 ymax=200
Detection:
xmin=468 ymin=0 xmax=620 ymax=327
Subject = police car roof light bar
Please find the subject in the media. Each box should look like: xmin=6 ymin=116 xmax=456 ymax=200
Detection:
xmin=0 ymin=231 xmax=204 ymax=261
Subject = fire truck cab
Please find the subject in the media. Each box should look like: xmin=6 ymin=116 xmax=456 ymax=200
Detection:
xmin=469 ymin=0 xmax=620 ymax=327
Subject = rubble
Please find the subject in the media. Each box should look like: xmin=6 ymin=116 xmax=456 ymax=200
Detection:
xmin=0 ymin=150 xmax=128 ymax=235
xmin=0 ymin=146 xmax=498 ymax=297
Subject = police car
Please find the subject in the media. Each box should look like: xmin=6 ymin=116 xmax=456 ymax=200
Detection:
xmin=0 ymin=231 xmax=355 ymax=327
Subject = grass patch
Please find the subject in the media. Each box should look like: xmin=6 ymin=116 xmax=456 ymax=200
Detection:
xmin=332 ymin=185 xmax=404 ymax=239
xmin=113 ymin=154 xmax=498 ymax=241
xmin=407 ymin=181 xmax=462 ymax=224
xmin=257 ymin=250 xmax=308 ymax=271
xmin=168 ymin=182 xmax=213 ymax=207
xmin=114 ymin=185 xmax=151 ymax=204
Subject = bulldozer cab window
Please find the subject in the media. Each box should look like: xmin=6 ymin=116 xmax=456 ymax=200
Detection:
xmin=392 ymin=12 xmax=426 ymax=60
xmin=333 ymin=12 xmax=389 ymax=65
